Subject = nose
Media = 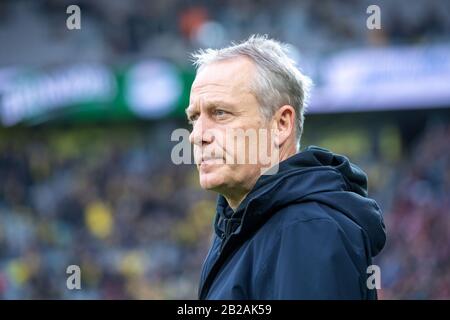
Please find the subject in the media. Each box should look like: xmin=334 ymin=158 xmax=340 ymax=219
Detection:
xmin=189 ymin=115 xmax=214 ymax=147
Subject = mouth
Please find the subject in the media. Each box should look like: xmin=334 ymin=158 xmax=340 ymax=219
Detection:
xmin=198 ymin=156 xmax=224 ymax=165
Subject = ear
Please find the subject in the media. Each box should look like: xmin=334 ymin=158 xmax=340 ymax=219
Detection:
xmin=272 ymin=105 xmax=295 ymax=147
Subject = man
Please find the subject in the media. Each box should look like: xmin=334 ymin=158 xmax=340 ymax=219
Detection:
xmin=186 ymin=35 xmax=386 ymax=299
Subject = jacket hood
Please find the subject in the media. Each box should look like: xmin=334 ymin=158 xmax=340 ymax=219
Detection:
xmin=215 ymin=145 xmax=386 ymax=257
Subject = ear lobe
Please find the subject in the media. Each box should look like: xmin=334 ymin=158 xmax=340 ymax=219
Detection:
xmin=273 ymin=133 xmax=280 ymax=147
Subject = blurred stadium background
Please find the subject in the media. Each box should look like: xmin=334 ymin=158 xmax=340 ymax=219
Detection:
xmin=0 ymin=0 xmax=449 ymax=299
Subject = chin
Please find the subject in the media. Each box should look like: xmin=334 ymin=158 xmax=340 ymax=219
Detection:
xmin=199 ymin=172 xmax=223 ymax=190
xmin=198 ymin=165 xmax=228 ymax=191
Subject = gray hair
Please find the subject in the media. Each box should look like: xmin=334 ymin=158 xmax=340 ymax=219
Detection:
xmin=191 ymin=34 xmax=312 ymax=150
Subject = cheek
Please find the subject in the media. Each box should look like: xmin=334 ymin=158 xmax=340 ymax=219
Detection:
xmin=202 ymin=162 xmax=242 ymax=181
xmin=198 ymin=164 xmax=228 ymax=186
xmin=224 ymin=124 xmax=272 ymax=164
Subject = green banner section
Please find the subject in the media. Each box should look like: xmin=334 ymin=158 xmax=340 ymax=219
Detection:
xmin=0 ymin=60 xmax=195 ymax=126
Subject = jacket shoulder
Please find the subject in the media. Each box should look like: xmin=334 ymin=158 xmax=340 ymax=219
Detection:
xmin=249 ymin=200 xmax=367 ymax=264
xmin=249 ymin=202 xmax=370 ymax=299
xmin=266 ymin=200 xmax=339 ymax=229
xmin=247 ymin=201 xmax=340 ymax=258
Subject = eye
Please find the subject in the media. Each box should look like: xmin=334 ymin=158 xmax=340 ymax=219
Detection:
xmin=213 ymin=109 xmax=229 ymax=119
xmin=188 ymin=113 xmax=199 ymax=125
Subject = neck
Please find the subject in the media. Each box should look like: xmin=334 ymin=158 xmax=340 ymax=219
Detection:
xmin=222 ymin=178 xmax=256 ymax=211
xmin=224 ymin=193 xmax=248 ymax=212
xmin=223 ymin=142 xmax=297 ymax=211
xmin=279 ymin=139 xmax=297 ymax=163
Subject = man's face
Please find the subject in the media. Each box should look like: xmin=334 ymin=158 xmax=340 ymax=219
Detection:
xmin=187 ymin=57 xmax=272 ymax=196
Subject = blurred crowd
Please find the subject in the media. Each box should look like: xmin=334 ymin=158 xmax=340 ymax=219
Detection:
xmin=376 ymin=122 xmax=450 ymax=299
xmin=0 ymin=117 xmax=449 ymax=299
xmin=0 ymin=0 xmax=449 ymax=67
xmin=0 ymin=122 xmax=217 ymax=299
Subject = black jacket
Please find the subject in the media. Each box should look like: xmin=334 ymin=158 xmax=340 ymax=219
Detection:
xmin=198 ymin=146 xmax=386 ymax=299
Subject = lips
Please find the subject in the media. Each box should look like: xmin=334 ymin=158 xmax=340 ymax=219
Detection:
xmin=200 ymin=157 xmax=224 ymax=164
xmin=194 ymin=149 xmax=225 ymax=165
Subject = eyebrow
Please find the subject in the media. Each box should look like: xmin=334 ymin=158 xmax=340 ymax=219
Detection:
xmin=185 ymin=100 xmax=235 ymax=118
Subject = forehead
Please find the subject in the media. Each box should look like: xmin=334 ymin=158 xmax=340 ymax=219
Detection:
xmin=190 ymin=56 xmax=255 ymax=102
